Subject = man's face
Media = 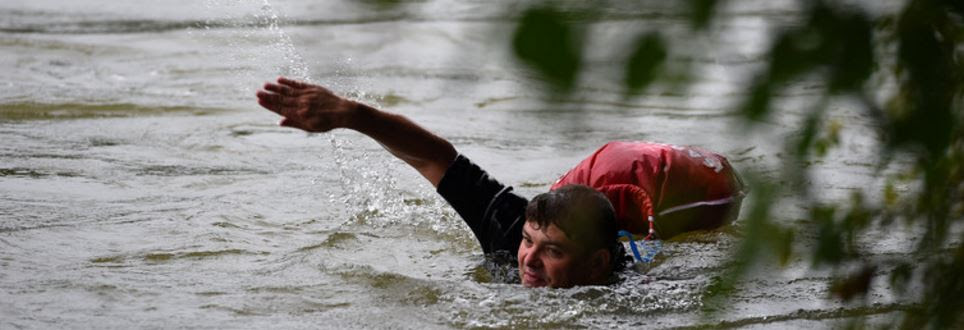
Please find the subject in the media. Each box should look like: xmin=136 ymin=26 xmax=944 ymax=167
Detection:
xmin=517 ymin=221 xmax=594 ymax=288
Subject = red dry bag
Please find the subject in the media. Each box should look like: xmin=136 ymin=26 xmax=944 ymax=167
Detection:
xmin=551 ymin=141 xmax=745 ymax=239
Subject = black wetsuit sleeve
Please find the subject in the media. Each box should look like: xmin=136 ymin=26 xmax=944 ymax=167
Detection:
xmin=437 ymin=154 xmax=528 ymax=255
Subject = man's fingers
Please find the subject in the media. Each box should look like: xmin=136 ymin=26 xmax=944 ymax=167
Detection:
xmin=258 ymin=89 xmax=301 ymax=104
xmin=257 ymin=91 xmax=297 ymax=116
xmin=277 ymin=77 xmax=311 ymax=89
xmin=258 ymin=78 xmax=322 ymax=132
xmin=264 ymin=83 xmax=296 ymax=96
xmin=257 ymin=96 xmax=284 ymax=116
xmin=256 ymin=91 xmax=284 ymax=105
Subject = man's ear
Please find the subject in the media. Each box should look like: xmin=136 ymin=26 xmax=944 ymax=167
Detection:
xmin=589 ymin=249 xmax=612 ymax=282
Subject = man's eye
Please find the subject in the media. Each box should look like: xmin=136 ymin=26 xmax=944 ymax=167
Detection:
xmin=523 ymin=237 xmax=532 ymax=246
xmin=547 ymin=248 xmax=562 ymax=258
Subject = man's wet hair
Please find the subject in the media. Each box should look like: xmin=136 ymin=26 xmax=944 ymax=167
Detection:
xmin=525 ymin=184 xmax=627 ymax=272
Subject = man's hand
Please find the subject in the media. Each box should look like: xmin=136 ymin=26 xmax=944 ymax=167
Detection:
xmin=256 ymin=76 xmax=456 ymax=186
xmin=256 ymin=77 xmax=357 ymax=132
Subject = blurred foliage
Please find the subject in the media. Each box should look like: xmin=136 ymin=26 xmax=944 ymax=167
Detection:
xmin=505 ymin=0 xmax=962 ymax=327
xmin=688 ymin=0 xmax=719 ymax=30
xmin=512 ymin=6 xmax=584 ymax=93
xmin=624 ymin=33 xmax=667 ymax=96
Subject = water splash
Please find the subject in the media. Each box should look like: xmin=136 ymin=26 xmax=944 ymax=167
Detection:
xmin=256 ymin=0 xmax=311 ymax=81
xmin=196 ymin=0 xmax=461 ymax=238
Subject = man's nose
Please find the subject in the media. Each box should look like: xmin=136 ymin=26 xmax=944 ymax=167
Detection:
xmin=523 ymin=248 xmax=543 ymax=268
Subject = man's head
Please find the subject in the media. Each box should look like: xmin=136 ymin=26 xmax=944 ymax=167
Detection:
xmin=518 ymin=184 xmax=620 ymax=288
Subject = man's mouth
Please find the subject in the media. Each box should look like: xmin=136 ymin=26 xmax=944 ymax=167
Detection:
xmin=522 ymin=270 xmax=546 ymax=287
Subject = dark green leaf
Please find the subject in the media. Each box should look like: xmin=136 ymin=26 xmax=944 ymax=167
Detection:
xmin=624 ymin=33 xmax=667 ymax=95
xmin=830 ymin=265 xmax=875 ymax=301
xmin=688 ymin=0 xmax=718 ymax=30
xmin=738 ymin=82 xmax=772 ymax=121
xmin=512 ymin=6 xmax=582 ymax=92
xmin=824 ymin=9 xmax=874 ymax=93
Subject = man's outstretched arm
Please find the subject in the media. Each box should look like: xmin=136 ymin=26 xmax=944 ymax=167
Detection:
xmin=256 ymin=77 xmax=457 ymax=187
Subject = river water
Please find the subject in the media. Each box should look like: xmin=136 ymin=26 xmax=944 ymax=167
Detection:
xmin=0 ymin=0 xmax=930 ymax=328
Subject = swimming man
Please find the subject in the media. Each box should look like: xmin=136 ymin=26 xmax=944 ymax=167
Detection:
xmin=256 ymin=77 xmax=624 ymax=288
